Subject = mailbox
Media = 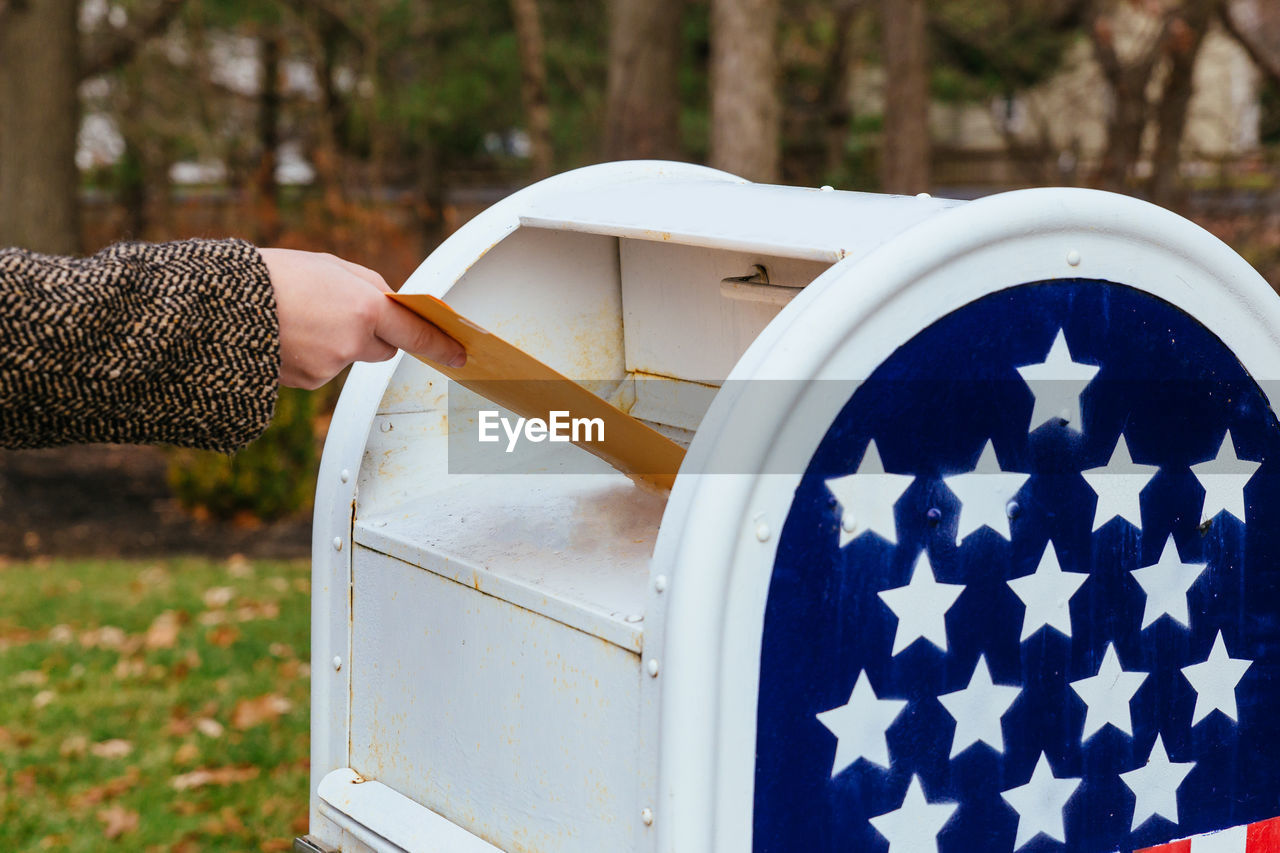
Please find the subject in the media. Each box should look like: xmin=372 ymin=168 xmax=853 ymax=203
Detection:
xmin=299 ymin=161 xmax=1280 ymax=853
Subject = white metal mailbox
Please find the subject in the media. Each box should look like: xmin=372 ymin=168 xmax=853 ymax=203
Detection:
xmin=302 ymin=161 xmax=1280 ymax=853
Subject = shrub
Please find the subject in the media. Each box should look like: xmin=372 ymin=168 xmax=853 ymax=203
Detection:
xmin=167 ymin=387 xmax=318 ymax=522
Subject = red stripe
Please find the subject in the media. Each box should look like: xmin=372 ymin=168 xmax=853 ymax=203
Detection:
xmin=1136 ymin=840 xmax=1192 ymax=853
xmin=1247 ymin=815 xmax=1280 ymax=851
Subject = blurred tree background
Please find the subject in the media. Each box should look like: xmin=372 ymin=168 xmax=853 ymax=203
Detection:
xmin=1 ymin=0 xmax=1278 ymax=526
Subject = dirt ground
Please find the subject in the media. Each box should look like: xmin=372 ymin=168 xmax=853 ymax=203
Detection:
xmin=0 ymin=445 xmax=310 ymax=560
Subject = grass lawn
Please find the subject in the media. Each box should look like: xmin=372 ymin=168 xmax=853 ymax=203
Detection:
xmin=0 ymin=557 xmax=312 ymax=851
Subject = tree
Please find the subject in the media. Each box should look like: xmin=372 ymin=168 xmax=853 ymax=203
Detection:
xmin=603 ymin=0 xmax=685 ymax=160
xmin=0 ymin=0 xmax=185 ymax=254
xmin=0 ymin=0 xmax=81 ymax=254
xmin=1086 ymin=0 xmax=1223 ymax=202
xmin=709 ymin=0 xmax=782 ymax=181
xmin=880 ymin=0 xmax=930 ymax=193
xmin=1220 ymin=0 xmax=1280 ymax=87
xmin=1148 ymin=0 xmax=1218 ymax=208
xmin=510 ymin=0 xmax=554 ymax=178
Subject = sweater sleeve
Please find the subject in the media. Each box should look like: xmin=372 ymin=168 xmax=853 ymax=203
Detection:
xmin=0 ymin=238 xmax=280 ymax=453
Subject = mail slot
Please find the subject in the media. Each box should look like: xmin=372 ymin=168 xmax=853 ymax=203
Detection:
xmin=299 ymin=161 xmax=1280 ymax=853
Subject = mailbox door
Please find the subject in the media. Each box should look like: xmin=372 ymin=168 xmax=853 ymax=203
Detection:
xmin=649 ymin=188 xmax=1280 ymax=853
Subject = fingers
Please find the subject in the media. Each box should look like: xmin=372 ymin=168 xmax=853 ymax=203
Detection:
xmin=325 ymin=254 xmax=392 ymax=292
xmin=373 ymin=298 xmax=467 ymax=367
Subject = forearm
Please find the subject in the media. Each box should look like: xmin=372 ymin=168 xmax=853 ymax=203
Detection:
xmin=0 ymin=239 xmax=280 ymax=452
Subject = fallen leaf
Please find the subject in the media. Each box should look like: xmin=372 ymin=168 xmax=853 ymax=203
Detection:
xmin=231 ymin=694 xmax=292 ymax=730
xmin=72 ymin=767 xmax=140 ymax=807
xmin=145 ymin=611 xmax=182 ymax=650
xmin=79 ymin=625 xmax=127 ymax=650
xmin=59 ymin=734 xmax=88 ymax=758
xmin=32 ymin=689 xmax=54 ymax=709
xmin=201 ymin=805 xmax=247 ymax=835
xmin=206 ymin=625 xmax=239 ymax=647
xmin=13 ymin=669 xmax=48 ymax=687
xmin=90 ymin=739 xmax=133 ymax=759
xmin=195 ymin=717 xmax=224 ymax=739
xmin=226 ymin=554 xmax=253 ymax=577
xmin=170 ymin=765 xmax=259 ymax=791
xmin=48 ymin=624 xmax=74 ymax=645
xmin=202 ymin=586 xmax=235 ymax=609
xmin=173 ymin=742 xmax=200 ymax=765
xmin=97 ymin=804 xmax=139 ymax=839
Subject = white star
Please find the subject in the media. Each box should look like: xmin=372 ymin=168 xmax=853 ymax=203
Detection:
xmin=1191 ymin=431 xmax=1261 ymax=524
xmin=1120 ymin=735 xmax=1196 ymax=830
xmin=1069 ymin=643 xmax=1148 ymax=741
xmin=1081 ymin=434 xmax=1158 ymax=531
xmin=938 ymin=655 xmax=1021 ymax=758
xmin=869 ymin=775 xmax=957 ymax=853
xmin=826 ymin=440 xmax=914 ymax=546
xmin=878 ymin=552 xmax=965 ymax=655
xmin=1130 ymin=535 xmax=1206 ymax=630
xmin=942 ymin=440 xmax=1030 ymax=545
xmin=1000 ymin=752 xmax=1082 ymax=850
xmin=815 ymin=670 xmax=908 ymax=775
xmin=1015 ymin=329 xmax=1099 ymax=432
xmin=1181 ymin=631 xmax=1252 ymax=725
xmin=1007 ymin=542 xmax=1088 ymax=642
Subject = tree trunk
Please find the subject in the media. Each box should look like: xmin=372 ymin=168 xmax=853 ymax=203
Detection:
xmin=709 ymin=0 xmax=782 ymax=182
xmin=0 ymin=0 xmax=81 ymax=254
xmin=510 ymin=0 xmax=554 ymax=179
xmin=1095 ymin=67 xmax=1151 ymax=192
xmin=880 ymin=0 xmax=930 ymax=194
xmin=253 ymin=28 xmax=284 ymax=244
xmin=603 ymin=0 xmax=685 ymax=161
xmin=1149 ymin=2 xmax=1216 ymax=208
xmin=821 ymin=1 xmax=862 ymax=180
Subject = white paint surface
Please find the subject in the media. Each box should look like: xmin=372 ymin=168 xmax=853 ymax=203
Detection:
xmin=814 ymin=671 xmax=907 ymax=774
xmin=1081 ymin=434 xmax=1159 ymax=531
xmin=868 ymin=776 xmax=957 ymax=853
xmin=1182 ymin=631 xmax=1253 ymax=725
xmin=1007 ymin=542 xmax=1089 ymax=641
xmin=1191 ymin=430 xmax=1261 ymax=524
xmin=937 ymin=655 xmax=1021 ymax=758
xmin=1119 ymin=735 xmax=1196 ymax=830
xmin=1131 ymin=535 xmax=1207 ymax=630
xmin=877 ymin=552 xmax=965 ymax=655
xmin=1016 ymin=328 xmax=1099 ymax=432
xmin=1000 ymin=753 xmax=1082 ymax=850
xmin=825 ymin=439 xmax=914 ymax=546
xmin=1070 ymin=643 xmax=1149 ymax=740
xmin=943 ymin=440 xmax=1030 ymax=544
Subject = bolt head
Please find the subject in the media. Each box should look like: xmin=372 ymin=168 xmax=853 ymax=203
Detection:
xmin=332 ymin=656 xmax=343 ymax=671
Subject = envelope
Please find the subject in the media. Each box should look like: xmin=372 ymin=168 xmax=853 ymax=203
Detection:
xmin=389 ymin=292 xmax=685 ymax=490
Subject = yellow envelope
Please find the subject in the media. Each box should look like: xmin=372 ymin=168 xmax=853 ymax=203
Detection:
xmin=389 ymin=293 xmax=685 ymax=491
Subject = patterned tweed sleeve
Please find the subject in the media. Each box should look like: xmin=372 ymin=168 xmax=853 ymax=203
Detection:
xmin=0 ymin=239 xmax=280 ymax=453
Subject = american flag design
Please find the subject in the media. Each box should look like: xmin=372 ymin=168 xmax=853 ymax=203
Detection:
xmin=1136 ymin=815 xmax=1280 ymax=852
xmin=755 ymin=280 xmax=1280 ymax=853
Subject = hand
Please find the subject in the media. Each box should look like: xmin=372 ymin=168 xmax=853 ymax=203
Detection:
xmin=261 ymin=248 xmax=466 ymax=390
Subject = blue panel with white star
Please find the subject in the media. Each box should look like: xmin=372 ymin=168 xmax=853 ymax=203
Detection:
xmin=753 ymin=279 xmax=1280 ymax=853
